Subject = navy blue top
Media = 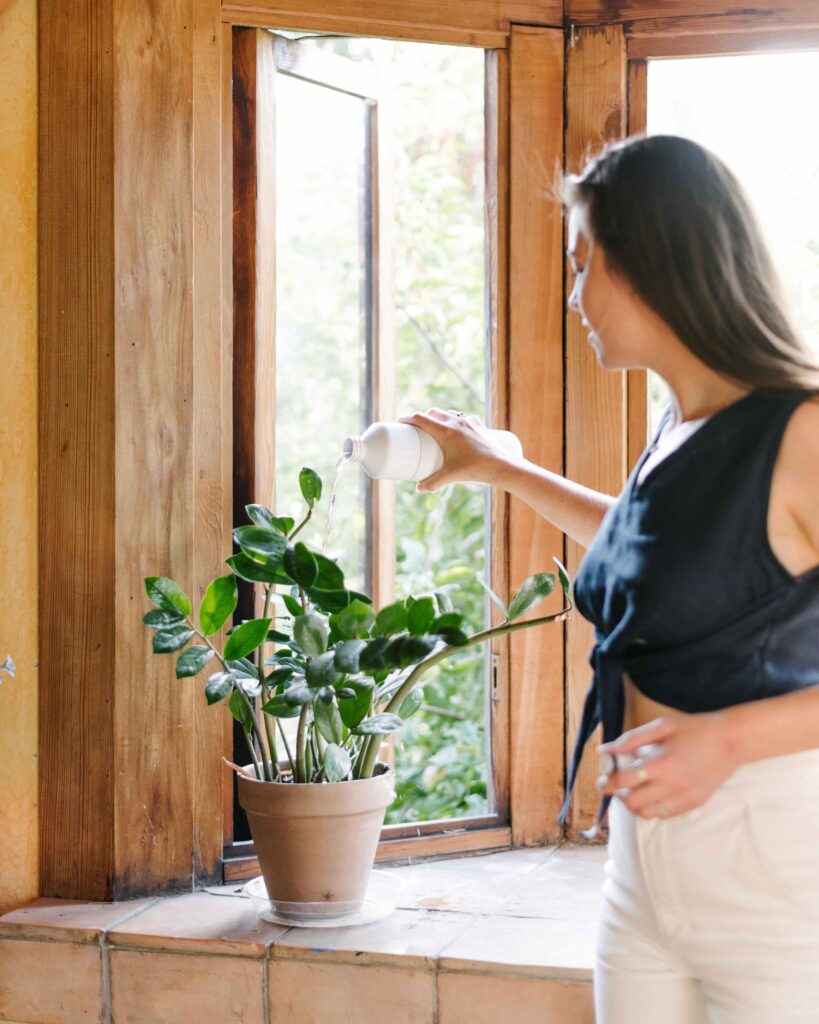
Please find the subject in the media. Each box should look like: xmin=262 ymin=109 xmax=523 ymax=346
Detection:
xmin=560 ymin=389 xmax=819 ymax=828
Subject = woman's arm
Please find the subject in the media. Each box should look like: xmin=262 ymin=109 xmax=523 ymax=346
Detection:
xmin=401 ymin=409 xmax=614 ymax=550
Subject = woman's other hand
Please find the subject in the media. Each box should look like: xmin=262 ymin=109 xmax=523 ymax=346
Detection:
xmin=399 ymin=408 xmax=519 ymax=492
xmin=595 ymin=711 xmax=743 ymax=819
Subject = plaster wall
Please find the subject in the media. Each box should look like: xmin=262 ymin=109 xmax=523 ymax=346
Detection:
xmin=0 ymin=0 xmax=38 ymax=913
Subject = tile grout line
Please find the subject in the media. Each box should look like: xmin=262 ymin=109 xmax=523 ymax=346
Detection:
xmin=99 ymin=898 xmax=161 ymax=1024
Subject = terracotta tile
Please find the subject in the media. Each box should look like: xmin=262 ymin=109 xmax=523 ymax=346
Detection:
xmin=110 ymin=949 xmax=264 ymax=1024
xmin=438 ymin=914 xmax=596 ymax=980
xmin=272 ymin=908 xmax=477 ymax=968
xmin=108 ymin=891 xmax=286 ymax=955
xmin=0 ymin=938 xmax=102 ymax=1023
xmin=438 ymin=972 xmax=594 ymax=1024
xmin=0 ymin=896 xmax=157 ymax=943
xmin=268 ymin=959 xmax=433 ymax=1024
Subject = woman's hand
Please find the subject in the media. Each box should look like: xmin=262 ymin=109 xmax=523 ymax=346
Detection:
xmin=399 ymin=408 xmax=518 ymax=492
xmin=595 ymin=711 xmax=744 ymax=819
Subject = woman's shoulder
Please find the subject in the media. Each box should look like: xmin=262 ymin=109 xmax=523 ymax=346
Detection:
xmin=771 ymin=395 xmax=819 ymax=573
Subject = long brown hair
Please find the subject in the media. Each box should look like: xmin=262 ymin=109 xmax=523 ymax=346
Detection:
xmin=563 ymin=135 xmax=819 ymax=393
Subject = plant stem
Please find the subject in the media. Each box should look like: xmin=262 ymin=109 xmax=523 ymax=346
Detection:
xmin=260 ymin=586 xmax=279 ymax=779
xmin=288 ymin=507 xmax=313 ymax=542
xmin=296 ymin=704 xmax=310 ymax=783
xmin=187 ymin=620 xmax=272 ymax=781
xmin=277 ymin=719 xmax=295 ymax=775
xmin=358 ymin=605 xmax=572 ymax=779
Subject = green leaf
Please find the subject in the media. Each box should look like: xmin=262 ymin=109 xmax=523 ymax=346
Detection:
xmin=205 ymin=671 xmax=234 ymax=705
xmin=314 ymin=553 xmax=344 ymax=590
xmin=435 ymin=627 xmax=469 ymax=647
xmin=145 ymin=576 xmax=192 ymax=617
xmin=245 ymin=504 xmax=294 ymax=535
xmin=266 ymin=629 xmax=291 ymax=643
xmin=175 ymin=645 xmax=214 ymax=678
xmin=284 ymin=543 xmax=319 ymax=588
xmin=313 ymin=696 xmax=344 ymax=745
xmin=294 ymin=612 xmax=329 ymax=656
xmin=334 ymin=638 xmax=367 ymax=674
xmin=226 ymin=656 xmax=258 ymax=680
xmin=307 ymin=588 xmax=372 ymax=614
xmin=223 ymin=618 xmax=271 ymax=660
xmin=226 ymin=553 xmax=291 ymax=585
xmin=434 ymin=590 xmax=454 ymax=614
xmin=228 ymin=689 xmax=254 ymax=730
xmin=323 ymin=743 xmax=351 ymax=783
xmin=260 ymin=695 xmax=301 ymax=718
xmin=398 ymin=687 xmax=424 ymax=720
xmin=358 ymin=636 xmax=391 ymax=674
xmin=431 ymin=612 xmax=464 ymax=632
xmin=281 ymin=593 xmax=303 ymax=617
xmin=477 ymin=576 xmax=509 ymax=620
xmin=552 ymin=556 xmax=574 ymax=607
xmin=152 ymin=624 xmax=195 ymax=653
xmin=373 ymin=600 xmax=408 ymax=637
xmin=395 ymin=634 xmax=438 ymax=668
xmin=334 ymin=599 xmax=375 ymax=640
xmin=299 ymin=467 xmax=323 ymax=507
xmin=266 ymin=667 xmax=294 ymax=690
xmin=232 ymin=526 xmax=288 ymax=562
xmin=507 ymin=572 xmax=557 ymax=621
xmin=199 ymin=575 xmax=238 ymax=636
xmin=337 ymin=683 xmax=373 ymax=729
xmin=352 ymin=712 xmax=404 ymax=735
xmin=283 ymin=681 xmax=318 ymax=706
xmin=143 ymin=609 xmax=185 ymax=629
xmin=407 ymin=597 xmax=436 ymax=635
xmin=305 ymin=651 xmax=341 ymax=688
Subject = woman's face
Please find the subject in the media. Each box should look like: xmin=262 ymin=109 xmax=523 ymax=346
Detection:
xmin=566 ymin=203 xmax=649 ymax=370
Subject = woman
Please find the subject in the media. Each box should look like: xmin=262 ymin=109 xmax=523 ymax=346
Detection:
xmin=402 ymin=135 xmax=819 ymax=1023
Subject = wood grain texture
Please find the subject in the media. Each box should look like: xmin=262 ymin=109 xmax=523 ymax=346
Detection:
xmin=626 ymin=59 xmax=648 ymax=474
xmin=192 ymin=0 xmax=231 ymax=884
xmin=486 ymin=46 xmax=511 ymax=826
xmin=113 ymin=0 xmax=196 ymax=895
xmin=0 ymin=0 xmax=39 ymax=914
xmin=628 ymin=26 xmax=819 ymax=59
xmin=38 ymin=0 xmax=116 ymax=901
xmin=507 ymin=26 xmax=565 ymax=845
xmin=567 ymin=1 xmax=819 ymax=31
xmin=564 ymin=24 xmax=628 ymax=835
xmin=220 ymin=0 xmax=563 ymax=46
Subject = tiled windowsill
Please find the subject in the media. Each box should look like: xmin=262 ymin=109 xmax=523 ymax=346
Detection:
xmin=0 ymin=844 xmax=606 ymax=1024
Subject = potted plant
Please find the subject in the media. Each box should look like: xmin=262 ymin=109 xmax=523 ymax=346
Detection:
xmin=144 ymin=467 xmax=573 ymax=919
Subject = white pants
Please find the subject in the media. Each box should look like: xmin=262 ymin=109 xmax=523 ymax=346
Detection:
xmin=595 ymin=749 xmax=819 ymax=1023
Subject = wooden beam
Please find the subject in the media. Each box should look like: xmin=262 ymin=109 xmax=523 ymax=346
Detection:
xmin=39 ymin=0 xmax=116 ymax=902
xmin=567 ymin=1 xmax=819 ymax=33
xmin=221 ymin=0 xmax=564 ymax=47
xmin=628 ymin=26 xmax=819 ymax=60
xmin=507 ymin=25 xmax=565 ymax=846
xmin=564 ymin=24 xmax=628 ymax=836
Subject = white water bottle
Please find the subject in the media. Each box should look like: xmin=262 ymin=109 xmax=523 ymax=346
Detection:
xmin=343 ymin=421 xmax=523 ymax=482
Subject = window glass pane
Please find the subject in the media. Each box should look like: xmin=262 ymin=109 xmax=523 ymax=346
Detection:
xmin=275 ymin=75 xmax=369 ymax=591
xmin=309 ymin=38 xmax=491 ymax=825
xmin=646 ymin=52 xmax=819 ymax=430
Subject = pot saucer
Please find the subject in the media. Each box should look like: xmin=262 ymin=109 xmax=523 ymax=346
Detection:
xmin=243 ymin=870 xmax=406 ymax=928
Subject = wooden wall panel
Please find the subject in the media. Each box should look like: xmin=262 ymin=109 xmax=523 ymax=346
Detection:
xmin=39 ymin=0 xmax=116 ymax=902
xmin=564 ymin=24 xmax=628 ymax=835
xmin=221 ymin=0 xmax=563 ymax=47
xmin=507 ymin=25 xmax=565 ymax=845
xmin=1 ymin=0 xmax=40 ymax=914
xmin=113 ymin=0 xmax=196 ymax=894
xmin=628 ymin=26 xmax=819 ymax=59
xmin=192 ymin=0 xmax=232 ymax=883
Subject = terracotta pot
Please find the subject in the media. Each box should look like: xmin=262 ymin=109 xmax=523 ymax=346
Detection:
xmin=237 ymin=763 xmax=394 ymax=919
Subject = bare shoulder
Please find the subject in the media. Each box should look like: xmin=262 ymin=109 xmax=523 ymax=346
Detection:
xmin=771 ymin=396 xmax=819 ymax=568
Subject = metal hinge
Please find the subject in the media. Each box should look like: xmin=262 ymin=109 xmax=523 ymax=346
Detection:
xmin=491 ymin=652 xmax=500 ymax=703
